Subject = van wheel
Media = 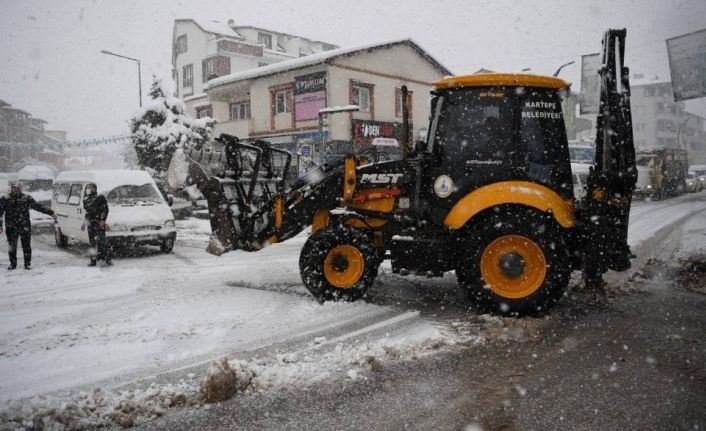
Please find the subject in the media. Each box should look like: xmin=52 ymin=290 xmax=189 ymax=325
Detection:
xmin=300 ymin=226 xmax=378 ymax=302
xmin=456 ymin=209 xmax=570 ymax=316
xmin=54 ymin=227 xmax=68 ymax=248
xmin=160 ymin=238 xmax=175 ymax=254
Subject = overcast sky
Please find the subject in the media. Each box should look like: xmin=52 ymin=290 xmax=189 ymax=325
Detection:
xmin=1 ymin=0 xmax=705 ymax=140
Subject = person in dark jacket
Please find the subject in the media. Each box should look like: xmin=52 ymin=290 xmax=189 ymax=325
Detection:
xmin=0 ymin=182 xmax=57 ymax=270
xmin=80 ymin=182 xmax=112 ymax=266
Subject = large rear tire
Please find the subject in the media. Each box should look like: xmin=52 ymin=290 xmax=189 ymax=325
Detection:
xmin=300 ymin=226 xmax=379 ymax=302
xmin=456 ymin=209 xmax=570 ymax=316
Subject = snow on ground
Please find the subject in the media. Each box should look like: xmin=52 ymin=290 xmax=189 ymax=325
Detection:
xmin=0 ymin=220 xmax=456 ymax=404
xmin=1 ymin=194 xmax=705 ymax=429
xmin=628 ymin=194 xmax=706 ymax=247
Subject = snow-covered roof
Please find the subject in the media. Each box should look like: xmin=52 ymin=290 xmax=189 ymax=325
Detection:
xmin=233 ymin=25 xmax=337 ymax=48
xmin=207 ymin=39 xmax=451 ymax=90
xmin=18 ymin=165 xmax=55 ymax=180
xmin=55 ymin=170 xmax=156 ymax=193
xmin=190 ymin=19 xmax=242 ymax=38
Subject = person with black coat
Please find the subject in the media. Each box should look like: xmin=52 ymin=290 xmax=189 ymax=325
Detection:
xmin=81 ymin=182 xmax=111 ymax=266
xmin=0 ymin=182 xmax=57 ymax=270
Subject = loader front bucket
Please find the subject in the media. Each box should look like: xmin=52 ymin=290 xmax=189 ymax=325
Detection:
xmin=166 ymin=149 xmax=239 ymax=255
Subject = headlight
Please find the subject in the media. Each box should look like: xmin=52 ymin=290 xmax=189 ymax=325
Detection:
xmin=646 ymin=185 xmax=652 ymax=189
xmin=688 ymin=181 xmax=694 ymax=186
xmin=164 ymin=220 xmax=176 ymax=228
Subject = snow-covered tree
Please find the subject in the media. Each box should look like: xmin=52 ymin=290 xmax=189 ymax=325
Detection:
xmin=129 ymin=78 xmax=214 ymax=173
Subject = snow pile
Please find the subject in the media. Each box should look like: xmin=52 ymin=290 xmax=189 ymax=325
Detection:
xmin=0 ymin=382 xmax=194 ymax=430
xmin=199 ymin=357 xmax=237 ymax=402
xmin=0 ymin=332 xmax=454 ymax=429
xmin=674 ymin=253 xmax=706 ymax=291
xmin=165 ymin=149 xmax=190 ymax=191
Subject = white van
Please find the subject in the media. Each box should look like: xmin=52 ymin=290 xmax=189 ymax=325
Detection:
xmin=52 ymin=170 xmax=177 ymax=253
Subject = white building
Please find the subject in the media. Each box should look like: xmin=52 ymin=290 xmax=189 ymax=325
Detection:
xmin=630 ymin=79 xmax=706 ymax=162
xmin=199 ymin=39 xmax=450 ymax=159
xmin=171 ymin=19 xmax=338 ymax=111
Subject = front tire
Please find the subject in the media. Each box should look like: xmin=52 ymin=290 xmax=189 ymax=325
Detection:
xmin=456 ymin=209 xmax=570 ymax=316
xmin=300 ymin=226 xmax=379 ymax=302
xmin=160 ymin=237 xmax=175 ymax=254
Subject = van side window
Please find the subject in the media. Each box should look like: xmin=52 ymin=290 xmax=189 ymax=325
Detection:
xmin=55 ymin=183 xmax=71 ymax=204
xmin=67 ymin=184 xmax=83 ymax=205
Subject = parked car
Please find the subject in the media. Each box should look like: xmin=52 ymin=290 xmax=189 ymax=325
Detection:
xmin=686 ymin=171 xmax=703 ymax=193
xmin=52 ymin=170 xmax=177 ymax=253
xmin=689 ymin=165 xmax=706 ymax=189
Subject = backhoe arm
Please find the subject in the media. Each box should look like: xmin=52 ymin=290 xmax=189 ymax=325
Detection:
xmin=579 ymin=28 xmax=637 ymax=284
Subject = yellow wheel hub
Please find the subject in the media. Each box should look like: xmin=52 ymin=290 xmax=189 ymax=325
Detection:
xmin=480 ymin=234 xmax=547 ymax=299
xmin=323 ymin=245 xmax=365 ymax=288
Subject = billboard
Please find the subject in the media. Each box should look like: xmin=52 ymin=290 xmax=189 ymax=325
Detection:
xmin=294 ymin=72 xmax=327 ymax=121
xmin=667 ymin=29 xmax=706 ymax=102
xmin=580 ymin=53 xmax=601 ymax=115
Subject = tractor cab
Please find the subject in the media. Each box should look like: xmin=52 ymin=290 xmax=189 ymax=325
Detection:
xmin=420 ymin=74 xmax=574 ymax=225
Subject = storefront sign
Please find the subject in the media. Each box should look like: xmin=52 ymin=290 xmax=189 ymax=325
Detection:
xmin=294 ymin=72 xmax=327 ymax=122
xmin=351 ymin=119 xmax=406 ymax=147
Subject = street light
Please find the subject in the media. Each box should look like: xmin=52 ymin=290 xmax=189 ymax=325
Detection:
xmin=553 ymin=60 xmax=575 ymax=77
xmin=100 ymin=49 xmax=142 ymax=107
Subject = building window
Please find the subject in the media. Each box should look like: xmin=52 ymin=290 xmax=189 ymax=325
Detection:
xmin=258 ymin=32 xmax=272 ymax=49
xmin=176 ymin=35 xmax=188 ymax=54
xmin=196 ymin=106 xmax=212 ymax=119
xmin=656 ymin=102 xmax=664 ymax=113
xmin=201 ymin=56 xmax=230 ymax=83
xmin=230 ymin=101 xmax=251 ymax=120
xmin=182 ymin=64 xmax=193 ymax=88
xmin=276 ymin=90 xmax=292 ymax=114
xmin=395 ymin=87 xmax=413 ymax=118
xmin=351 ymin=82 xmax=373 ymax=113
xmin=203 ymin=58 xmax=215 ymax=83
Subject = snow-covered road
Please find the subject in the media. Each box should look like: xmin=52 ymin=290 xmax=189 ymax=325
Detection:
xmin=1 ymin=193 xmax=705 ymax=409
xmin=0 ymin=224 xmax=443 ymax=404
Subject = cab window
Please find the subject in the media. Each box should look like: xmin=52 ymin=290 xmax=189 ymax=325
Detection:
xmin=67 ymin=183 xmax=83 ymax=205
xmin=54 ymin=183 xmax=71 ymax=204
xmin=431 ymin=88 xmax=514 ymax=163
xmin=518 ymin=88 xmax=572 ymax=196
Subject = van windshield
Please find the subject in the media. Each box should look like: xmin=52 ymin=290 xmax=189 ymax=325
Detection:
xmin=107 ymin=184 xmax=162 ymax=205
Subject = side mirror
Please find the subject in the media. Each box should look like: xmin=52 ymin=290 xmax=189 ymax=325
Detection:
xmin=167 ymin=194 xmax=174 ymax=206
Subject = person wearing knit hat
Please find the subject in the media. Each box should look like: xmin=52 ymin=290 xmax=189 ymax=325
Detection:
xmin=0 ymin=181 xmax=57 ymax=270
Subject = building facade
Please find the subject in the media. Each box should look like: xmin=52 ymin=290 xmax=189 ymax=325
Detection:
xmin=171 ymin=19 xmax=338 ymax=110
xmin=630 ymin=80 xmax=706 ymax=163
xmin=0 ymin=98 xmax=66 ymax=171
xmin=198 ymin=39 xmax=450 ymax=162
